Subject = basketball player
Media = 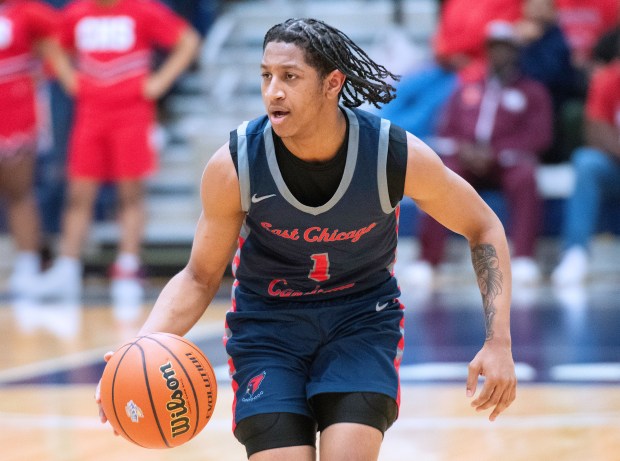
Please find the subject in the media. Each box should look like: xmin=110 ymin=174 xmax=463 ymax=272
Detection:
xmin=36 ymin=0 xmax=201 ymax=301
xmin=97 ymin=18 xmax=517 ymax=460
xmin=0 ymin=0 xmax=75 ymax=295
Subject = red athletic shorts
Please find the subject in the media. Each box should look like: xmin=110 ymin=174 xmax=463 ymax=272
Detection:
xmin=67 ymin=102 xmax=157 ymax=181
xmin=0 ymin=80 xmax=38 ymax=159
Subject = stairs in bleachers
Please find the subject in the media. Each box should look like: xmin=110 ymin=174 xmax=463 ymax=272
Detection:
xmin=85 ymin=0 xmax=439 ymax=272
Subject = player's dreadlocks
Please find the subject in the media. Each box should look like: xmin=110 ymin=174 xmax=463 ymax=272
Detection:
xmin=263 ymin=18 xmax=400 ymax=108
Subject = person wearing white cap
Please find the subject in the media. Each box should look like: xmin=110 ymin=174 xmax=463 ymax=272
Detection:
xmin=402 ymin=20 xmax=554 ymax=288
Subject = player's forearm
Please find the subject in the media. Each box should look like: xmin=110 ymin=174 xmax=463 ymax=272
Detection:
xmin=153 ymin=27 xmax=201 ymax=93
xmin=37 ymin=38 xmax=77 ymax=95
xmin=139 ymin=267 xmax=219 ymax=337
xmin=469 ymin=227 xmax=512 ymax=345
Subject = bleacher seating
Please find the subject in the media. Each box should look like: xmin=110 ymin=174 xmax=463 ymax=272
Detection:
xmin=88 ymin=0 xmax=618 ymax=269
xmin=399 ymin=163 xmax=620 ymax=238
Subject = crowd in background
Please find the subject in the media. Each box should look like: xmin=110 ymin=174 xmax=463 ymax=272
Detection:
xmin=1 ymin=0 xmax=619 ymax=304
xmin=382 ymin=0 xmax=620 ymax=289
xmin=0 ymin=0 xmax=210 ymax=304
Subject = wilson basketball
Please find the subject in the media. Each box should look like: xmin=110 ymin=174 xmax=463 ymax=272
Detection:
xmin=100 ymin=332 xmax=217 ymax=449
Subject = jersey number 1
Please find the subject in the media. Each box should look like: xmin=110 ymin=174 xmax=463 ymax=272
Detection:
xmin=309 ymin=253 xmax=330 ymax=282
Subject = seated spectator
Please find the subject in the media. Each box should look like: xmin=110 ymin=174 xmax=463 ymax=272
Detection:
xmin=376 ymin=63 xmax=458 ymax=145
xmin=516 ymin=0 xmax=582 ymax=163
xmin=433 ymin=0 xmax=522 ymax=82
xmin=555 ymin=0 xmax=619 ymax=72
xmin=551 ymin=36 xmax=620 ymax=286
xmin=378 ymin=0 xmax=522 ymax=145
xmin=402 ymin=21 xmax=553 ymax=287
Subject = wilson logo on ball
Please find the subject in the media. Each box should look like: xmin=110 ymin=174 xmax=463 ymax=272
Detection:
xmin=159 ymin=361 xmax=191 ymax=438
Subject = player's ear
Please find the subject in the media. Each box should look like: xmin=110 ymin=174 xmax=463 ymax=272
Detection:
xmin=324 ymin=69 xmax=346 ymax=99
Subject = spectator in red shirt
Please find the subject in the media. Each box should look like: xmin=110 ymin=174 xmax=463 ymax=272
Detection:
xmin=555 ymin=0 xmax=620 ymax=71
xmin=36 ymin=0 xmax=200 ymax=302
xmin=552 ymin=37 xmax=620 ymax=286
xmin=401 ymin=20 xmax=553 ymax=288
xmin=0 ymin=0 xmax=74 ymax=296
xmin=433 ymin=0 xmax=522 ymax=81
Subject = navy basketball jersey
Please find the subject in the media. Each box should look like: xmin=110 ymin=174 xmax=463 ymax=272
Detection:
xmin=232 ymin=107 xmax=404 ymax=303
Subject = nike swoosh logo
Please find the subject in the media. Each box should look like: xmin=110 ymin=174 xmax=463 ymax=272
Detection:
xmin=251 ymin=193 xmax=276 ymax=203
xmin=376 ymin=302 xmax=389 ymax=311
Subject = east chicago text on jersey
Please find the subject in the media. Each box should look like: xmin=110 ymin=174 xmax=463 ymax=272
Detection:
xmin=260 ymin=221 xmax=377 ymax=243
xmin=268 ymin=279 xmax=356 ymax=298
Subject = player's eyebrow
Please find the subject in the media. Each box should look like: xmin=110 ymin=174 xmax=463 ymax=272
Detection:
xmin=260 ymin=62 xmax=305 ymax=71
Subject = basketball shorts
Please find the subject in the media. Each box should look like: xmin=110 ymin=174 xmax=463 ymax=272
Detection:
xmin=68 ymin=105 xmax=157 ymax=181
xmin=224 ymin=282 xmax=405 ymax=430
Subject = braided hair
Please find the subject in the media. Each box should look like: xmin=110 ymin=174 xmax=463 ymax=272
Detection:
xmin=263 ymin=18 xmax=400 ymax=108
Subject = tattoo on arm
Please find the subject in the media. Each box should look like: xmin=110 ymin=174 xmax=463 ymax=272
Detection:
xmin=471 ymin=244 xmax=503 ymax=341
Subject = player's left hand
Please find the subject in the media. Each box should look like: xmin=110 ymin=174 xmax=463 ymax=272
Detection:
xmin=466 ymin=340 xmax=517 ymax=421
xmin=95 ymin=350 xmax=119 ymax=435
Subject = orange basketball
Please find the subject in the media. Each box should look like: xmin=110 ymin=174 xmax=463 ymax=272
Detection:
xmin=100 ymin=332 xmax=217 ymax=449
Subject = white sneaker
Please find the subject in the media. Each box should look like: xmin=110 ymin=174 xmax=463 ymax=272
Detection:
xmin=551 ymin=246 xmax=589 ymax=286
xmin=111 ymin=278 xmax=144 ymax=322
xmin=110 ymin=263 xmax=145 ymax=320
xmin=397 ymin=260 xmax=434 ymax=288
xmin=511 ymin=257 xmax=542 ymax=286
xmin=7 ymin=252 xmax=41 ymax=297
xmin=35 ymin=257 xmax=83 ymax=300
xmin=111 ymin=278 xmax=144 ymax=304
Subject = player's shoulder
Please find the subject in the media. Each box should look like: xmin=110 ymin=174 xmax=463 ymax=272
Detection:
xmin=202 ymin=142 xmax=240 ymax=194
xmin=207 ymin=142 xmax=236 ymax=173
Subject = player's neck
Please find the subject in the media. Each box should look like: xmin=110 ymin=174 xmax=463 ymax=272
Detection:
xmin=281 ymin=107 xmax=347 ymax=163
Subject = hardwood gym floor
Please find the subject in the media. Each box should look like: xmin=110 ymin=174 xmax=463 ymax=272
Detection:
xmin=1 ymin=274 xmax=619 ymax=461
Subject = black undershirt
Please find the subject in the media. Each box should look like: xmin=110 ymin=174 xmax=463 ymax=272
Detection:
xmin=230 ymin=116 xmax=407 ymax=208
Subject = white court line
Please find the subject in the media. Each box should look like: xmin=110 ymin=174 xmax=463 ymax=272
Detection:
xmin=1 ymin=412 xmax=619 ymax=431
xmin=212 ymin=362 xmax=537 ymax=384
xmin=550 ymin=363 xmax=620 ymax=382
xmin=398 ymin=362 xmax=537 ymax=381
xmin=0 ymin=323 xmax=225 ymax=384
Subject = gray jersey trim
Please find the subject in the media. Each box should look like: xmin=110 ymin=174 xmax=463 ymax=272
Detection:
xmin=262 ymin=107 xmax=360 ymax=216
xmin=377 ymin=118 xmax=395 ymax=214
xmin=236 ymin=121 xmax=251 ymax=212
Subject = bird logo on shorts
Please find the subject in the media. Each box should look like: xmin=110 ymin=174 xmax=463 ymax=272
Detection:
xmin=242 ymin=371 xmax=266 ymax=402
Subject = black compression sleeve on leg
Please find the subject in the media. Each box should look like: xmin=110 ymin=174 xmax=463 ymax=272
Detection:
xmin=234 ymin=412 xmax=317 ymax=458
xmin=310 ymin=392 xmax=398 ymax=434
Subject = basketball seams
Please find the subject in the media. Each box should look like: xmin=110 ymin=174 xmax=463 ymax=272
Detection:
xmin=157 ymin=333 xmax=218 ymax=382
xmin=136 ymin=340 xmax=172 ymax=448
xmin=143 ymin=334 xmax=204 ymax=440
xmin=109 ymin=342 xmax=154 ymax=448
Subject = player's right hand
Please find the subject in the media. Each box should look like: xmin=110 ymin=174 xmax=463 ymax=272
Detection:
xmin=95 ymin=351 xmax=119 ymax=435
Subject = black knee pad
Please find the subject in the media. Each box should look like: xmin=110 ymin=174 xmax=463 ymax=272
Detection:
xmin=234 ymin=412 xmax=317 ymax=457
xmin=310 ymin=392 xmax=398 ymax=434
